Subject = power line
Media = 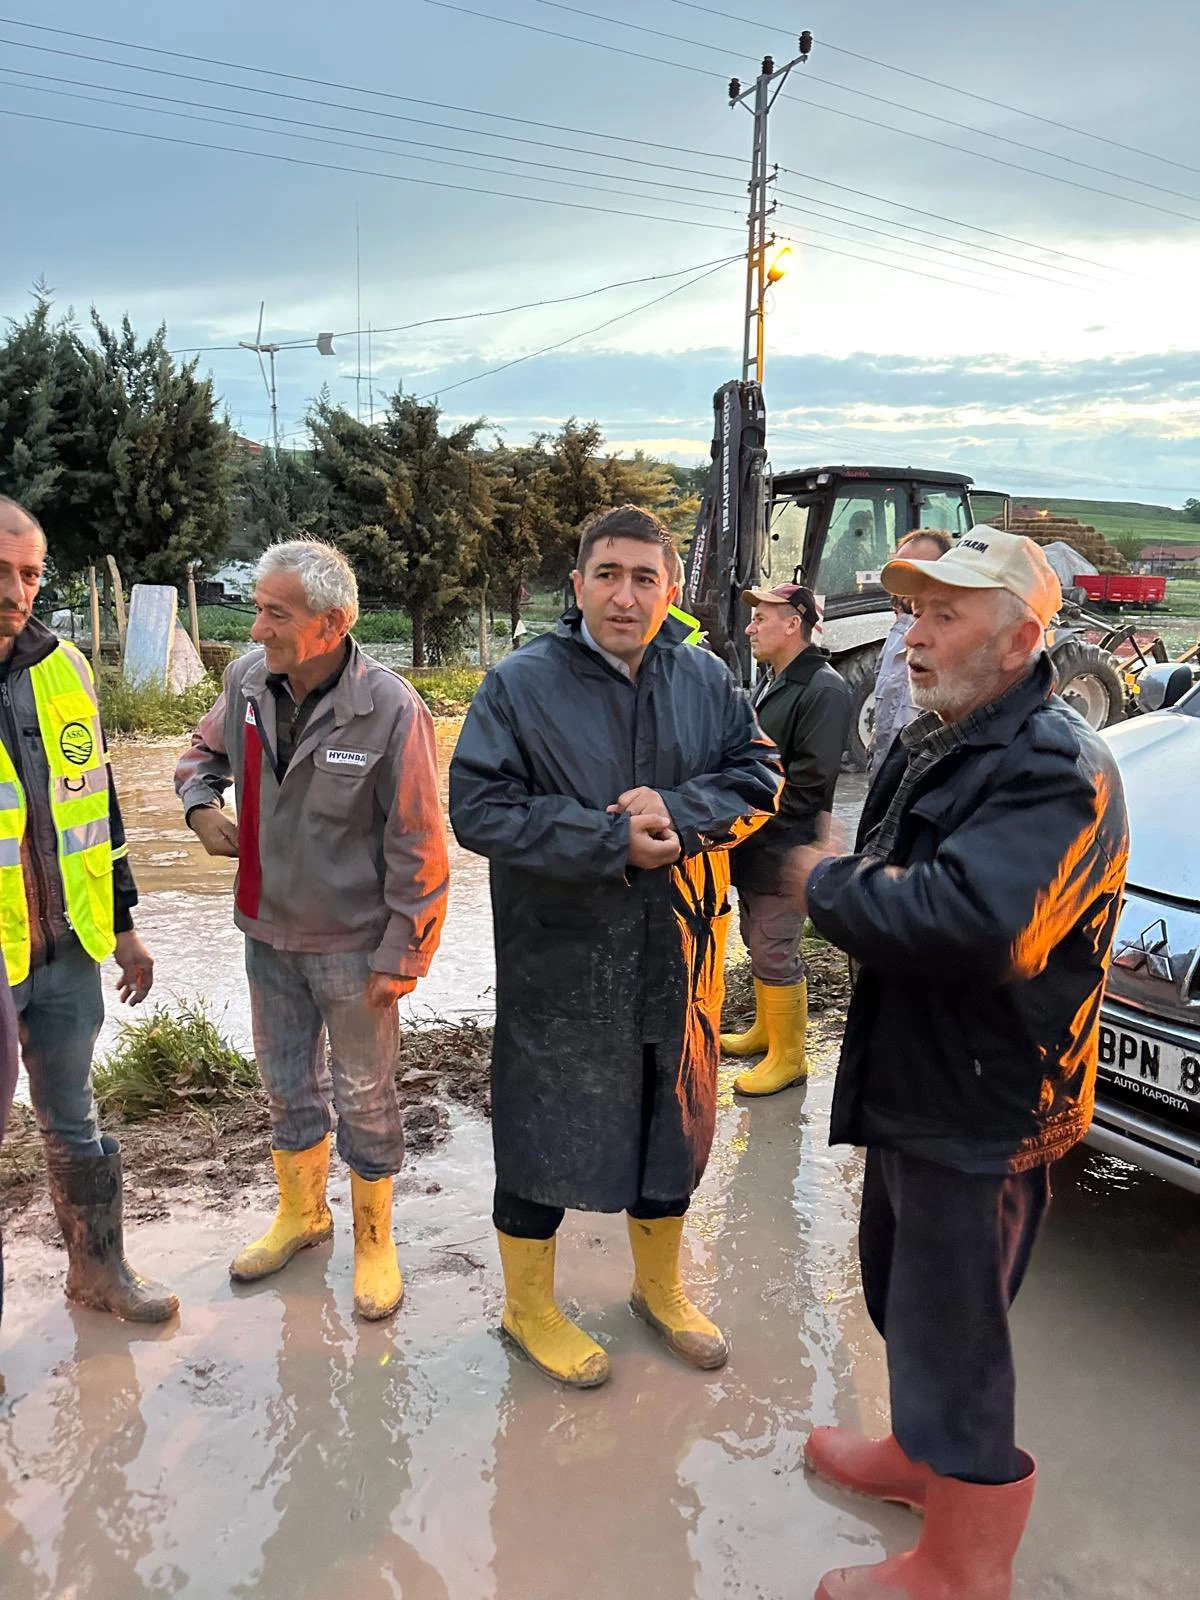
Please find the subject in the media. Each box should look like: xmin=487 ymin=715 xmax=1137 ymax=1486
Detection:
xmin=0 ymin=41 xmax=745 ymax=180
xmin=0 ymin=105 xmax=749 ymax=237
xmin=425 ymin=1 xmax=1200 ymax=226
xmin=1 ymin=105 xmax=1051 ymax=306
xmin=171 ymin=255 xmax=745 ymax=353
xmin=544 ymin=1 xmax=1200 ymax=203
xmin=0 ymin=17 xmax=1123 ymax=278
xmin=0 ymin=72 xmax=749 ymax=220
xmin=776 ymin=169 xmax=1123 ymax=280
xmin=415 ymin=256 xmax=740 ymax=400
xmin=659 ymin=0 xmax=1200 ymax=179
xmin=772 ymin=206 xmax=1093 ymax=295
xmin=0 ymin=12 xmax=745 ymax=162
xmin=4 ymin=70 xmax=1094 ymax=299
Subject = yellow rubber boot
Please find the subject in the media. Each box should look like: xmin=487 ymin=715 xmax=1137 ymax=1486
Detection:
xmin=627 ymin=1216 xmax=728 ymax=1370
xmin=734 ymin=980 xmax=809 ymax=1096
xmin=720 ymin=977 xmax=769 ymax=1057
xmin=351 ymin=1173 xmax=405 ymax=1320
xmin=496 ymin=1231 xmax=610 ymax=1388
xmin=230 ymin=1135 xmax=334 ymax=1282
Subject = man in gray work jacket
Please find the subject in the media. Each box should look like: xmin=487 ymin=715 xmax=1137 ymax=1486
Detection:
xmin=176 ymin=539 xmax=449 ymax=1321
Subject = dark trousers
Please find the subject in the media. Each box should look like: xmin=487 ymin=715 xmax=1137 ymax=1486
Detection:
xmin=859 ymin=1147 xmax=1051 ymax=1485
xmin=493 ymin=1188 xmax=689 ymax=1240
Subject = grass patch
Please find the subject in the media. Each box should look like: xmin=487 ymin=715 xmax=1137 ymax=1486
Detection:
xmin=404 ymin=666 xmax=485 ymax=714
xmin=93 ymin=998 xmax=258 ymax=1122
xmin=98 ymin=670 xmax=221 ymax=736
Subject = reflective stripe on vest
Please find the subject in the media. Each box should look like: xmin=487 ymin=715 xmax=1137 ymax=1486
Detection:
xmin=668 ymin=604 xmax=705 ymax=647
xmin=0 ymin=642 xmax=114 ymax=984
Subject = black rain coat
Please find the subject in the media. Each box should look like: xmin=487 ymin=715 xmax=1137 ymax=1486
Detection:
xmin=449 ymin=610 xmax=781 ymax=1211
xmin=808 ymin=656 xmax=1129 ymax=1172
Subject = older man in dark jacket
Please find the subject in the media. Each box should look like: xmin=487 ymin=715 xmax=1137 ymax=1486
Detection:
xmin=451 ymin=505 xmax=780 ymax=1390
xmin=787 ymin=528 xmax=1128 ymax=1600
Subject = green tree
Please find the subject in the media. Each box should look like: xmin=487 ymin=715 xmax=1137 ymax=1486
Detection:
xmin=477 ymin=436 xmax=556 ymax=635
xmin=69 ymin=311 xmax=233 ymax=582
xmin=0 ymin=286 xmax=90 ymax=570
xmin=309 ymin=390 xmax=489 ymax=667
xmin=537 ymin=420 xmax=679 ymax=584
xmin=228 ymin=446 xmax=331 ymax=559
xmin=1184 ymin=497 xmax=1200 ymax=524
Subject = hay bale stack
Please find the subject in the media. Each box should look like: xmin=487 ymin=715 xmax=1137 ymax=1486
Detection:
xmin=983 ymin=509 xmax=1129 ymax=572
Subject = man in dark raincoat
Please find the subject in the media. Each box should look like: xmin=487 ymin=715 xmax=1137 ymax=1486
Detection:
xmin=450 ymin=505 xmax=781 ymax=1388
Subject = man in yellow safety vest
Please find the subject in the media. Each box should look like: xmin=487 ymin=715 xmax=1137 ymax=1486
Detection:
xmin=0 ymin=496 xmax=176 ymax=1323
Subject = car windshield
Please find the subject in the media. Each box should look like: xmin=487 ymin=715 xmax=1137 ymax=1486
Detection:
xmin=1174 ymin=681 xmax=1200 ymax=717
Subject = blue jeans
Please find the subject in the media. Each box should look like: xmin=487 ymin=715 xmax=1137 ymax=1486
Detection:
xmin=11 ymin=936 xmax=105 ymax=1157
xmin=244 ymin=938 xmax=405 ymax=1182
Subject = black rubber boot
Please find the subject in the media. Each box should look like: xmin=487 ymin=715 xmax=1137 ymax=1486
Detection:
xmin=44 ymin=1136 xmax=179 ymax=1323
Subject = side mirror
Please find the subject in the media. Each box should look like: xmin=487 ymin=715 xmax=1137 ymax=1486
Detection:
xmin=1137 ymin=663 xmax=1193 ymax=713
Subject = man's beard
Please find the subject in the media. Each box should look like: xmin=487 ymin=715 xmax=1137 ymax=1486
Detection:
xmin=909 ymin=647 xmax=1006 ymax=721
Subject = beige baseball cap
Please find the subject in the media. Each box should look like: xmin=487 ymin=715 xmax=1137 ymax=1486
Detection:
xmin=881 ymin=527 xmax=1062 ymax=628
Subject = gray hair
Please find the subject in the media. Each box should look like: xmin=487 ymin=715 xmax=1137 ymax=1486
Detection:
xmin=992 ymin=586 xmax=1043 ymax=661
xmin=256 ymin=539 xmax=359 ymax=630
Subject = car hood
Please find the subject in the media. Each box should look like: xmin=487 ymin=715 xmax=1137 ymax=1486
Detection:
xmin=1103 ymin=712 xmax=1200 ymax=901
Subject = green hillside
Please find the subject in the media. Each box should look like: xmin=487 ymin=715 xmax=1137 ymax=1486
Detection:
xmin=1023 ymin=498 xmax=1199 ymax=545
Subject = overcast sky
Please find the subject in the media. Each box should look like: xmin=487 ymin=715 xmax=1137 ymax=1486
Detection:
xmin=3 ymin=0 xmax=1200 ymax=503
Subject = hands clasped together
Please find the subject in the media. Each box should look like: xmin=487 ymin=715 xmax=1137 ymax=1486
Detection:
xmin=607 ymin=787 xmax=681 ymax=870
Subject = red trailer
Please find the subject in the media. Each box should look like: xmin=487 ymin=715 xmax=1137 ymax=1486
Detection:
xmin=1077 ymin=573 xmax=1167 ymax=608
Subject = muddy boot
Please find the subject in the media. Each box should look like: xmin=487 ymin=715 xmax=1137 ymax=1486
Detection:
xmin=815 ymin=1453 xmax=1036 ymax=1600
xmin=804 ymin=1427 xmax=932 ymax=1512
xmin=496 ymin=1231 xmax=610 ymax=1388
xmin=719 ymin=977 xmax=769 ymax=1057
xmin=44 ymin=1137 xmax=179 ymax=1324
xmin=627 ymin=1215 xmax=728 ymax=1371
xmin=350 ymin=1172 xmax=404 ymax=1320
xmin=734 ymin=980 xmax=809 ymax=1096
xmin=231 ymin=1135 xmax=334 ymax=1283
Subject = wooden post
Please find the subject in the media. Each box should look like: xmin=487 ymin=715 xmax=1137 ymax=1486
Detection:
xmin=186 ymin=564 xmax=202 ymax=655
xmin=105 ymin=554 xmax=127 ymax=656
xmin=87 ymin=565 xmax=102 ymax=674
xmin=478 ymin=578 xmax=490 ymax=670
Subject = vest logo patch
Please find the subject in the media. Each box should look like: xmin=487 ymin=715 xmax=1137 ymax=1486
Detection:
xmin=325 ymin=749 xmax=368 ymax=769
xmin=60 ymin=721 xmax=94 ymax=767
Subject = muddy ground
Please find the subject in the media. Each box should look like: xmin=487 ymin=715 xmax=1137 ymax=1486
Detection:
xmin=1 ymin=737 xmax=1198 ymax=1599
xmin=0 ymin=944 xmax=850 ymax=1240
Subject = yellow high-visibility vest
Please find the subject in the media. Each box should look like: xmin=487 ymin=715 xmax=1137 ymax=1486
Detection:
xmin=0 ymin=642 xmax=120 ymax=984
xmin=668 ymin=604 xmax=705 ymax=646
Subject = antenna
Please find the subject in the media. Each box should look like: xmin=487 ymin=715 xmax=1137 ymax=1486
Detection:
xmin=239 ymin=304 xmax=337 ymax=454
xmin=355 ymin=206 xmax=363 ymax=423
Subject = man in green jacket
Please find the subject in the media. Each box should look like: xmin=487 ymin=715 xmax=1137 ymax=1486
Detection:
xmin=721 ymin=582 xmax=851 ymax=1094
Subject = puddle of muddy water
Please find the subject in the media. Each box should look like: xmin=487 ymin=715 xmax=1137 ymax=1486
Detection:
xmin=1 ymin=1031 xmax=913 ymax=1600
xmin=94 ymin=723 xmax=496 ymax=1064
xmin=92 ymin=729 xmax=865 ymax=1062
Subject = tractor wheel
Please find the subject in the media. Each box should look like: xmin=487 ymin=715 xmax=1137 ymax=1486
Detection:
xmin=1050 ymin=640 xmax=1126 ymax=729
xmin=839 ymin=646 xmax=883 ymax=771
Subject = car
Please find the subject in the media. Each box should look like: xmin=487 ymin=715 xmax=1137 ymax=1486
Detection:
xmin=1089 ymin=665 xmax=1200 ymax=1191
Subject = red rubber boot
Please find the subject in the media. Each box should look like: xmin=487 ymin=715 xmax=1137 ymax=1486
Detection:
xmin=804 ymin=1428 xmax=932 ymax=1512
xmin=815 ymin=1453 xmax=1036 ymax=1600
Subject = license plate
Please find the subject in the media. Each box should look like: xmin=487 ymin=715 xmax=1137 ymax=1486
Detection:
xmin=1097 ymin=1022 xmax=1200 ymax=1117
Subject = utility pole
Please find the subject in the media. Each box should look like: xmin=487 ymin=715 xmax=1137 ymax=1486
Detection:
xmin=729 ymin=30 xmax=812 ymax=384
